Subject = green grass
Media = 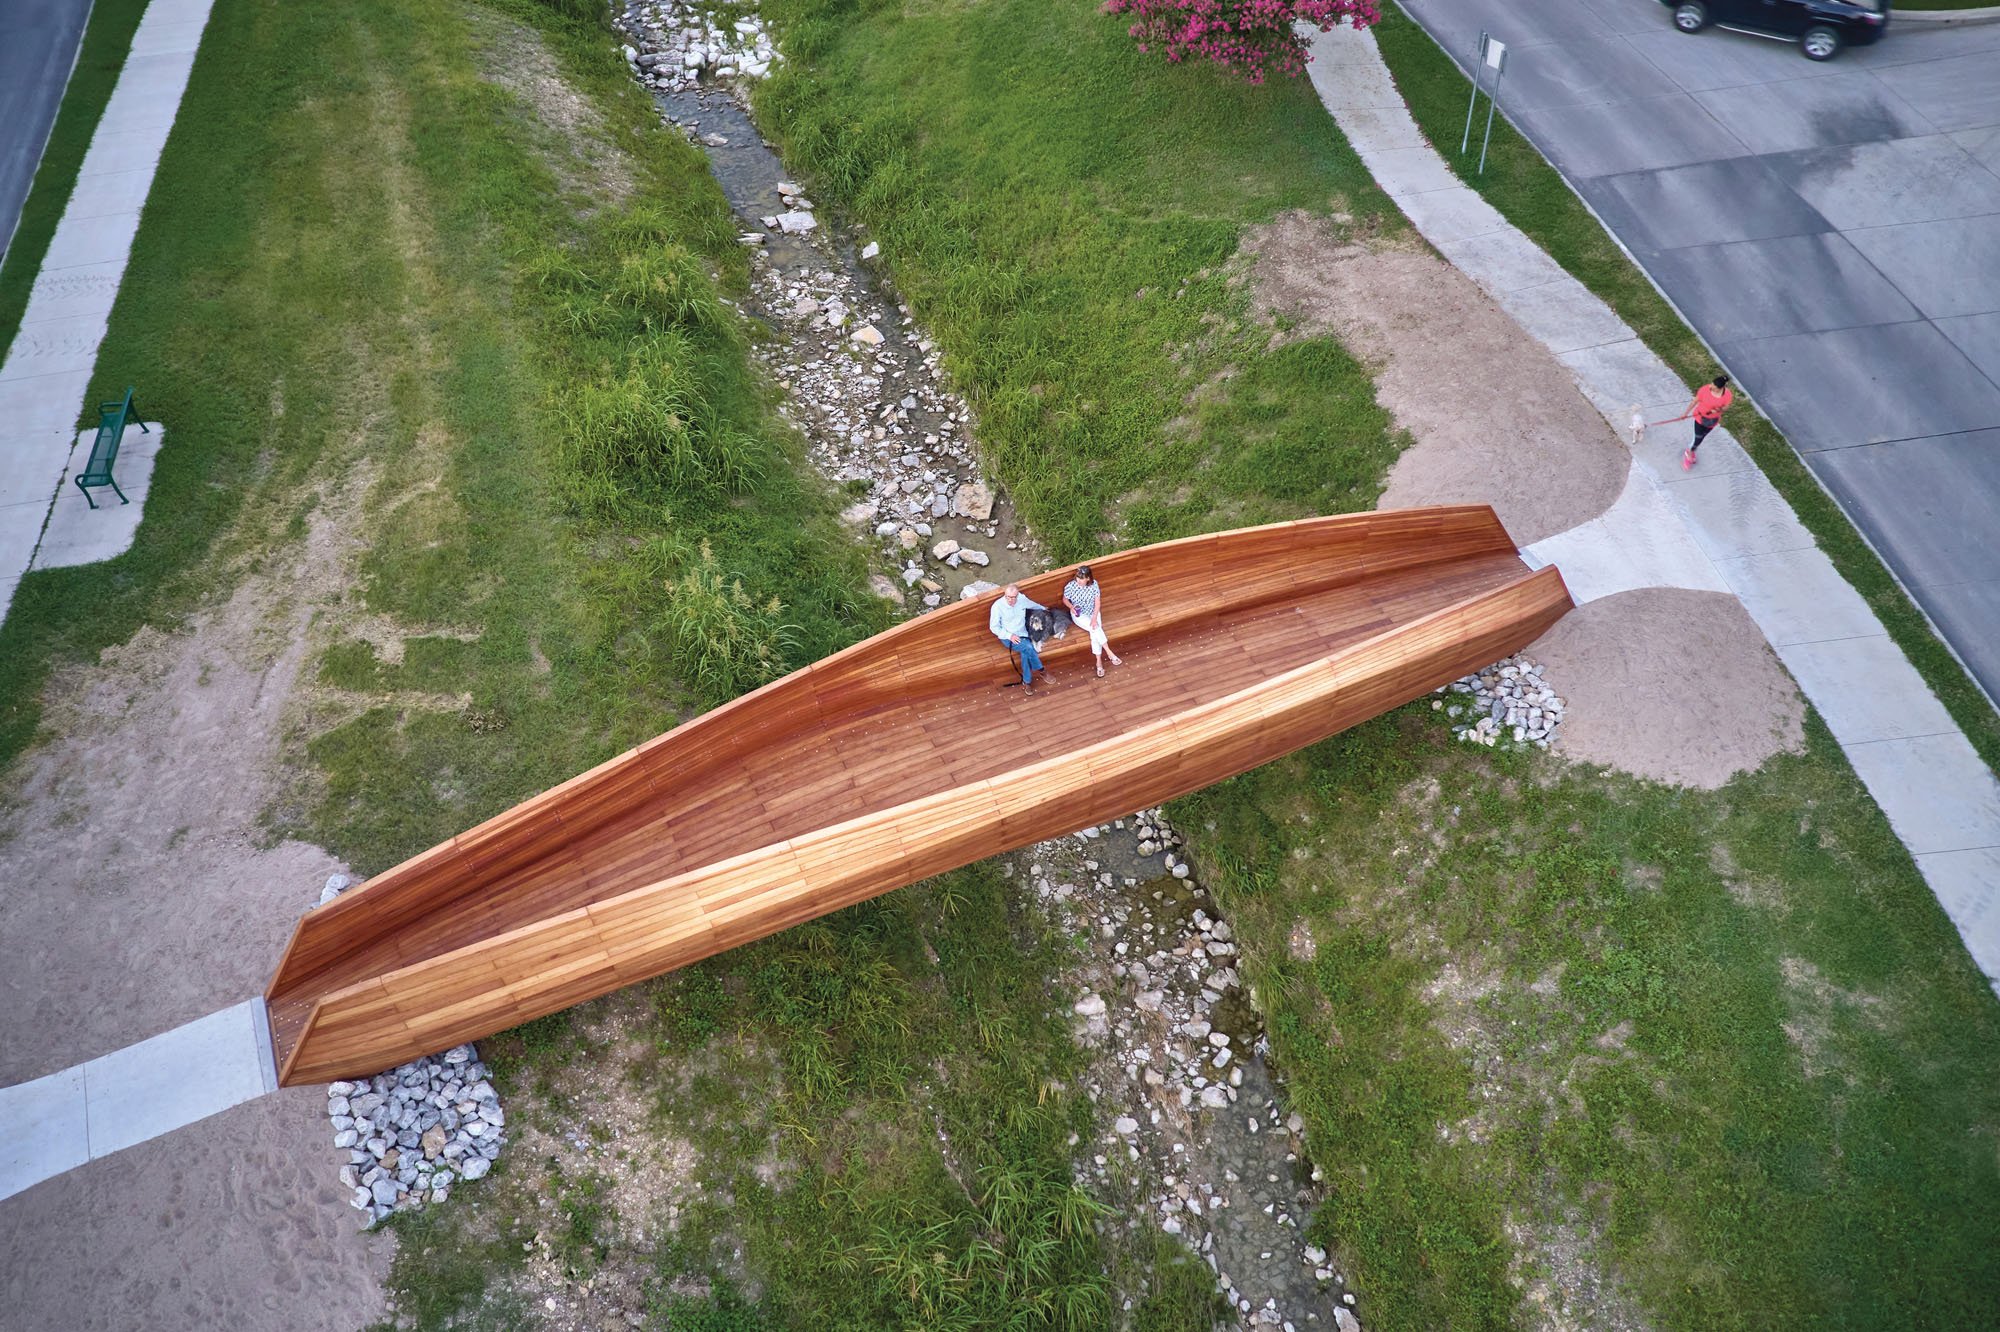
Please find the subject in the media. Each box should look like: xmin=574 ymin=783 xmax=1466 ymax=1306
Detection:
xmin=0 ymin=0 xmax=152 ymax=365
xmin=753 ymin=0 xmax=1413 ymax=558
xmin=1371 ymin=3 xmax=2000 ymax=777
xmin=1897 ymin=0 xmax=1996 ymax=10
xmin=409 ymin=865 xmax=1211 ymax=1330
xmin=1176 ymin=705 xmax=2000 ymax=1330
xmin=0 ymin=0 xmax=883 ymax=867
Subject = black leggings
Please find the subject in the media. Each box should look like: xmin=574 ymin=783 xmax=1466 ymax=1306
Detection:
xmin=1692 ymin=416 xmax=1720 ymax=450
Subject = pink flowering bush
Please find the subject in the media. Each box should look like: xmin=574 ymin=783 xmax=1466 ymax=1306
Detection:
xmin=1103 ymin=0 xmax=1381 ymax=83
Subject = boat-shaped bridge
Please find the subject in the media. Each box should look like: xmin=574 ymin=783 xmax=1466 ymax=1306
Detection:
xmin=267 ymin=507 xmax=1570 ymax=1084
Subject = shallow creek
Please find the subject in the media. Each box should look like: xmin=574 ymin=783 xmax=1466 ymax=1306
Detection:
xmin=615 ymin=10 xmax=1365 ymax=1327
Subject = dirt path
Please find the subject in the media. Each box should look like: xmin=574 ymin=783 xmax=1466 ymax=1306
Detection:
xmin=1241 ymin=210 xmax=1627 ymax=547
xmin=1242 ymin=211 xmax=1805 ymax=789
xmin=1530 ymin=588 xmax=1805 ymax=790
xmin=0 ymin=520 xmax=347 ymax=1083
xmin=0 ymin=497 xmax=391 ymax=1327
xmin=0 ymin=1091 xmax=391 ymax=1331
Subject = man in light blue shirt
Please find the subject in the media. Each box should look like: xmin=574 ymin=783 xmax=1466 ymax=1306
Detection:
xmin=989 ymin=583 xmax=1052 ymax=694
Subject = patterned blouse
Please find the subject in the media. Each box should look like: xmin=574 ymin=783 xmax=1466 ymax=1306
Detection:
xmin=1064 ymin=578 xmax=1099 ymax=620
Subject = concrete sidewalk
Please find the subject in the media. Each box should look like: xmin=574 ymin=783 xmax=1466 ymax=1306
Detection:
xmin=0 ymin=0 xmax=216 ymax=620
xmin=1398 ymin=0 xmax=2000 ymax=707
xmin=1305 ymin=23 xmax=2000 ymax=990
xmin=0 ymin=999 xmax=277 ymax=1203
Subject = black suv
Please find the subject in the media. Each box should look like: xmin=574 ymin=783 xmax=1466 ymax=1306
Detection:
xmin=1662 ymin=0 xmax=1891 ymax=60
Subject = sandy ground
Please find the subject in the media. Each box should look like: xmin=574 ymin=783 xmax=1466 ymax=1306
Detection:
xmin=0 ymin=497 xmax=391 ymax=1327
xmin=1529 ymin=588 xmax=1806 ymax=789
xmin=0 ymin=1091 xmax=391 ymax=1332
xmin=1241 ymin=210 xmax=1802 ymax=789
xmin=0 ymin=570 xmax=342 ymax=1083
xmin=1240 ymin=211 xmax=1628 ymax=546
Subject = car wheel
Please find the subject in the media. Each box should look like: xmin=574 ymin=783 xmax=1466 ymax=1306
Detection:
xmin=1673 ymin=2 xmax=1708 ymax=32
xmin=1802 ymin=24 xmax=1842 ymax=59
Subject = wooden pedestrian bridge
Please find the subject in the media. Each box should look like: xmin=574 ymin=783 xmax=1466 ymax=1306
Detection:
xmin=265 ymin=507 xmax=1571 ymax=1085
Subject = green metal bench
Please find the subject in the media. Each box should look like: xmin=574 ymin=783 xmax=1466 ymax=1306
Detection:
xmin=74 ymin=387 xmax=147 ymax=509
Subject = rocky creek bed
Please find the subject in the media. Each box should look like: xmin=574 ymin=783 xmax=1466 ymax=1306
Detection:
xmin=620 ymin=8 xmax=1374 ymax=1324
xmin=1029 ymin=811 xmax=1365 ymax=1331
xmin=316 ymin=7 xmax=1567 ymax=1321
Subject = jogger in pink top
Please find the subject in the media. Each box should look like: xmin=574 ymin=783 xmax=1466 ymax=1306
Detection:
xmin=1683 ymin=374 xmax=1733 ymax=469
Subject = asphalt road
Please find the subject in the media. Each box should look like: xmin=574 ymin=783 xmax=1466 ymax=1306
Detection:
xmin=0 ymin=0 xmax=94 ymax=263
xmin=1400 ymin=0 xmax=2000 ymax=700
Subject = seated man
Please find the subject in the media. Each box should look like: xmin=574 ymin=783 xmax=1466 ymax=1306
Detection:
xmin=989 ymin=583 xmax=1055 ymax=695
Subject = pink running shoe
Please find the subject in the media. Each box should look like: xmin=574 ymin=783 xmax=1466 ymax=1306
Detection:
xmin=1682 ymin=449 xmax=1696 ymax=470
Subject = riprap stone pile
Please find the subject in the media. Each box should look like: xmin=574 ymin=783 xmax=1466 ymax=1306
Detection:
xmin=313 ymin=873 xmax=507 ymax=1226
xmin=1436 ymin=656 xmax=1564 ymax=749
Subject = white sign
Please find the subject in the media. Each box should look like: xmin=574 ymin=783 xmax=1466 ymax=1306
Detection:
xmin=1483 ymin=37 xmax=1507 ymax=71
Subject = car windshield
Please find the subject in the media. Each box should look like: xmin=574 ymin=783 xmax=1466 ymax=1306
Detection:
xmin=1849 ymin=0 xmax=1883 ymax=10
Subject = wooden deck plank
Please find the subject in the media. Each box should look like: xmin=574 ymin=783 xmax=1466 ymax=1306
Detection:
xmin=267 ymin=510 xmax=1571 ymax=1081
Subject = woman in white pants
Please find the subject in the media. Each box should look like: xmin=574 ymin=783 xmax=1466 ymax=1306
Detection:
xmin=1063 ymin=564 xmax=1122 ymax=677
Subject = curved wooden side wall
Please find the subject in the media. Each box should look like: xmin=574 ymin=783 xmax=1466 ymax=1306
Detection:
xmin=268 ymin=507 xmax=1572 ymax=1084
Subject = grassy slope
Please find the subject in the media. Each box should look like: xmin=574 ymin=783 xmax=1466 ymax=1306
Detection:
xmin=1179 ymin=709 xmax=2000 ymax=1330
xmin=0 ymin=0 xmax=152 ymax=366
xmin=3 ymin=0 xmax=878 ymax=863
xmin=1371 ymin=4 xmax=2000 ymax=778
xmin=755 ymin=0 xmax=1411 ymax=558
xmin=740 ymin=1 xmax=2000 ymax=1328
xmin=21 ymin=0 xmax=1202 ymax=1326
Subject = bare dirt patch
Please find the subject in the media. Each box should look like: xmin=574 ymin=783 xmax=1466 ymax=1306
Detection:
xmin=1779 ymin=956 xmax=1889 ymax=1082
xmin=1422 ymin=954 xmax=1655 ymax=1332
xmin=0 ymin=1091 xmax=392 ymax=1332
xmin=0 ymin=479 xmax=391 ymax=1327
xmin=468 ymin=10 xmax=637 ymax=208
xmin=1506 ymin=1203 xmax=1657 ymax=1332
xmin=1239 ymin=211 xmax=1626 ymax=545
xmin=475 ymin=995 xmax=777 ymax=1329
xmin=1528 ymin=588 xmax=1806 ymax=790
xmin=0 ymin=486 xmax=368 ymax=1082
xmin=497 ymin=1002 xmax=710 ymax=1329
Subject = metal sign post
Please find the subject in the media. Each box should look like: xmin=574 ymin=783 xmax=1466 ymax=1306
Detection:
xmin=1459 ymin=32 xmax=1508 ymax=175
xmin=1478 ymin=36 xmax=1507 ymax=175
xmin=1460 ymin=30 xmax=1488 ymax=156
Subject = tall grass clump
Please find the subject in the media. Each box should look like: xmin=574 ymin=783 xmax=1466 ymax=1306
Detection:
xmin=652 ymin=540 xmax=798 ymax=710
xmin=530 ymin=229 xmax=773 ymax=511
xmin=513 ymin=199 xmax=876 ymax=713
